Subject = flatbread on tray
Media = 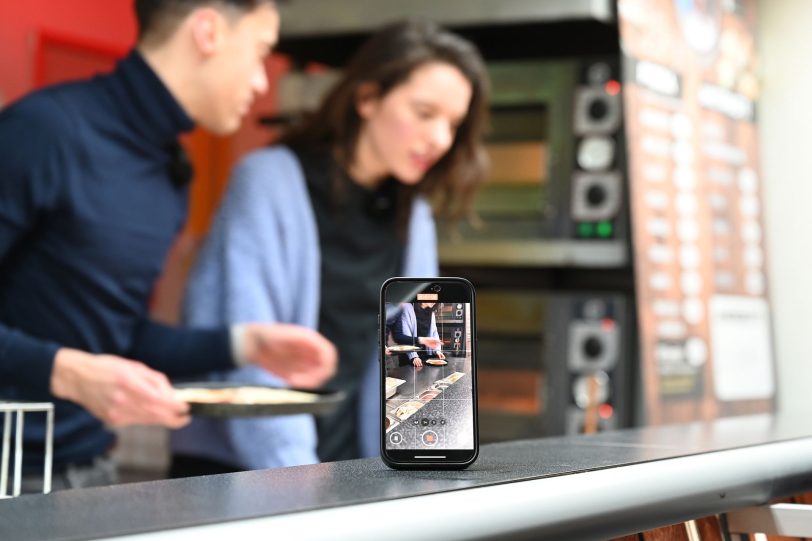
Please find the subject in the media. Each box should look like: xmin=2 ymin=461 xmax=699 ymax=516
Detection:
xmin=173 ymin=383 xmax=344 ymax=418
xmin=175 ymin=386 xmax=319 ymax=405
xmin=425 ymin=359 xmax=448 ymax=366
xmin=387 ymin=345 xmax=421 ymax=352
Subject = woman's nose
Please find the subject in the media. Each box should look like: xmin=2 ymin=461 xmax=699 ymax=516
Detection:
xmin=429 ymin=119 xmax=454 ymax=151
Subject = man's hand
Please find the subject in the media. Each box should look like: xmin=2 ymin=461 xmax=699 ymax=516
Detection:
xmin=242 ymin=323 xmax=337 ymax=389
xmin=50 ymin=348 xmax=190 ymax=428
xmin=436 ymin=351 xmax=446 ymax=360
xmin=412 ymin=357 xmax=423 ymax=367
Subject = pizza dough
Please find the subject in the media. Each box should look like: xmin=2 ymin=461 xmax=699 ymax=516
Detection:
xmin=425 ymin=359 xmax=447 ymax=366
xmin=175 ymin=386 xmax=319 ymax=405
xmin=394 ymin=401 xmax=424 ymax=420
xmin=387 ymin=345 xmax=421 ymax=352
xmin=440 ymin=372 xmax=465 ymax=384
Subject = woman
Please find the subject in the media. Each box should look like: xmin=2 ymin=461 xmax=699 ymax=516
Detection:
xmin=171 ymin=18 xmax=489 ymax=475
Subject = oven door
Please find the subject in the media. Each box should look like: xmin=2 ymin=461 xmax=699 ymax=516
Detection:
xmin=476 ymin=289 xmax=633 ymax=443
xmin=438 ymin=57 xmax=628 ymax=268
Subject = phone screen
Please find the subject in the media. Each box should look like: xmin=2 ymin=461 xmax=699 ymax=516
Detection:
xmin=381 ymin=279 xmax=476 ymax=464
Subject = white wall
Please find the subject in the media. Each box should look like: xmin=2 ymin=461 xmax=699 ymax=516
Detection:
xmin=758 ymin=0 xmax=812 ymax=414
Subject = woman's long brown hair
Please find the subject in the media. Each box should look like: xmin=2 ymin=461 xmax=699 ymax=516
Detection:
xmin=279 ymin=18 xmax=490 ymax=234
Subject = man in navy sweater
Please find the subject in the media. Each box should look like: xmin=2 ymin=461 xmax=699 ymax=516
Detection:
xmin=0 ymin=0 xmax=336 ymax=490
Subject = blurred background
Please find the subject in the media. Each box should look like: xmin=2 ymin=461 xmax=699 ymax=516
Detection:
xmin=1 ymin=0 xmax=810 ymax=478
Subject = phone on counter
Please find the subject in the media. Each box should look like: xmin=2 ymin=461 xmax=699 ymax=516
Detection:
xmin=380 ymin=277 xmax=478 ymax=470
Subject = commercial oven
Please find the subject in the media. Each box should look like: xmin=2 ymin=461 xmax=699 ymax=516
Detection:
xmin=438 ymin=56 xmax=629 ymax=269
xmin=475 ymin=289 xmax=633 ymax=442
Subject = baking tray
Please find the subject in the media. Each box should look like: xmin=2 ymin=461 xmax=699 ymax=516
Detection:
xmin=386 ymin=377 xmax=406 ymax=398
xmin=174 ymin=382 xmax=345 ymax=418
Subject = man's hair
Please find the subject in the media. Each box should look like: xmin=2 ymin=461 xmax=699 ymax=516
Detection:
xmin=134 ymin=0 xmax=278 ymax=45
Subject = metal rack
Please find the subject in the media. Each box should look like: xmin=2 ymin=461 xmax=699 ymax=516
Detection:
xmin=1 ymin=402 xmax=54 ymax=498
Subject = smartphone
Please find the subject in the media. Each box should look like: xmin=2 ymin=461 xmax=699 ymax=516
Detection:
xmin=380 ymin=277 xmax=478 ymax=469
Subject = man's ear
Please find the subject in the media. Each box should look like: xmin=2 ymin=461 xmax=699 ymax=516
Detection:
xmin=355 ymin=82 xmax=381 ymax=119
xmin=188 ymin=7 xmax=227 ymax=56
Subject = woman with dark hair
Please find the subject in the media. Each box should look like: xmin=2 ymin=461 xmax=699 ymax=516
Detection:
xmin=171 ymin=18 xmax=490 ymax=475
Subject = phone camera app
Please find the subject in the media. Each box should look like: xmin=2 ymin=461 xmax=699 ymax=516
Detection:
xmin=383 ymin=282 xmax=475 ymax=459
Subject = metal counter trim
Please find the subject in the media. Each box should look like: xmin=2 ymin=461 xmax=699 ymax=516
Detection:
xmin=106 ymin=437 xmax=812 ymax=541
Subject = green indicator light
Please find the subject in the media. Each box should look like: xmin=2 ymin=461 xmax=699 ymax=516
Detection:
xmin=577 ymin=222 xmax=595 ymax=237
xmin=596 ymin=221 xmax=614 ymax=238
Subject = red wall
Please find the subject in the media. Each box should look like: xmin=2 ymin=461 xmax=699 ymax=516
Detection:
xmin=0 ymin=0 xmax=136 ymax=106
xmin=0 ymin=2 xmax=288 ymax=323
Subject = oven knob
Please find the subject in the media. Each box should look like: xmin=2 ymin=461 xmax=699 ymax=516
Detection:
xmin=583 ymin=336 xmax=604 ymax=359
xmin=577 ymin=136 xmax=615 ymax=171
xmin=588 ymin=98 xmax=609 ymax=121
xmin=586 ymin=184 xmax=607 ymax=207
xmin=572 ymin=370 xmax=611 ymax=408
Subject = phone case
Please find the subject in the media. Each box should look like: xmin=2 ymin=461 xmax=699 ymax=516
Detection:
xmin=379 ymin=277 xmax=479 ymax=470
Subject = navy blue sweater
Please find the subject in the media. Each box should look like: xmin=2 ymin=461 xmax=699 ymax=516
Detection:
xmin=0 ymin=51 xmax=234 ymax=470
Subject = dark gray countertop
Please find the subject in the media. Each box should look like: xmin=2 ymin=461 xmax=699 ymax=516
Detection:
xmin=3 ymin=413 xmax=812 ymax=541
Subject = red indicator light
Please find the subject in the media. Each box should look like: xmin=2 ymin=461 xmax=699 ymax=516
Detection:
xmin=604 ymin=80 xmax=621 ymax=96
xmin=599 ymin=404 xmax=614 ymax=419
xmin=601 ymin=318 xmax=615 ymax=331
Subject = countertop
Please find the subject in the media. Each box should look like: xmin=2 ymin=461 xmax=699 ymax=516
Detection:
xmin=3 ymin=413 xmax=812 ymax=540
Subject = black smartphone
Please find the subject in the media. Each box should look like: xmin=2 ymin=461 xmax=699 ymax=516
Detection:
xmin=380 ymin=277 xmax=478 ymax=469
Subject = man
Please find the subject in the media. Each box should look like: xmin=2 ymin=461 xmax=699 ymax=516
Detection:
xmin=0 ymin=0 xmax=336 ymax=491
xmin=394 ymin=302 xmax=444 ymax=367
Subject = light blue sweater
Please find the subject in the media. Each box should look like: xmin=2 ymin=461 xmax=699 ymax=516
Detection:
xmin=171 ymin=146 xmax=438 ymax=468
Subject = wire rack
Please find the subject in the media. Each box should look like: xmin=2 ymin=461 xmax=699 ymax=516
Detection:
xmin=0 ymin=402 xmax=54 ymax=498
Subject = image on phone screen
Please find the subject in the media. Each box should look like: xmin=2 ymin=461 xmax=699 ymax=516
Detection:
xmin=382 ymin=281 xmax=475 ymax=458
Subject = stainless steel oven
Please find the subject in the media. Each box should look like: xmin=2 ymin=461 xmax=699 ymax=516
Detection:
xmin=435 ymin=302 xmax=470 ymax=358
xmin=438 ymin=56 xmax=629 ymax=269
xmin=475 ymin=289 xmax=633 ymax=442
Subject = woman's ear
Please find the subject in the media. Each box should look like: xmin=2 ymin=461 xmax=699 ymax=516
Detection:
xmin=355 ymin=82 xmax=381 ymax=119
